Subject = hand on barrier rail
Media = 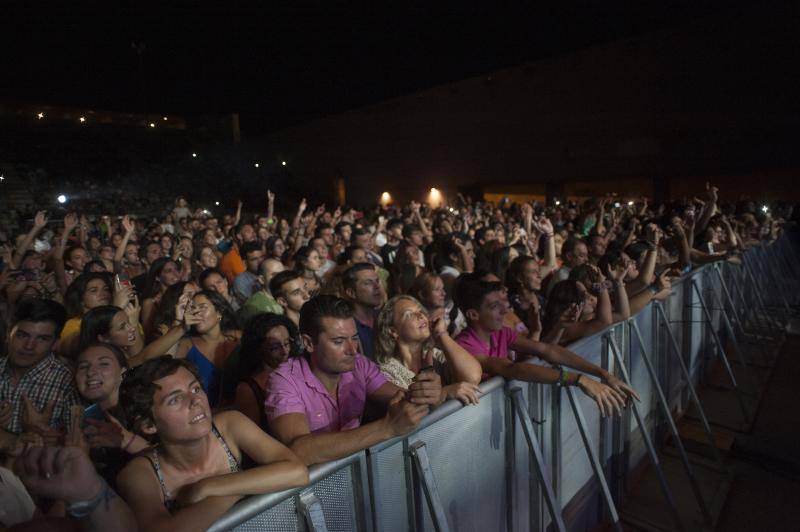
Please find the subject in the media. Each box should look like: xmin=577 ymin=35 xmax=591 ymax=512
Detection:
xmin=442 ymin=382 xmax=482 ymax=405
xmin=406 ymin=365 xmax=444 ymax=406
xmin=601 ymin=372 xmax=641 ymax=405
xmin=385 ymin=391 xmax=429 ymax=437
xmin=577 ymin=377 xmax=628 ymax=417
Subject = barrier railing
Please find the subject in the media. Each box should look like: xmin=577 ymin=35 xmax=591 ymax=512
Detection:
xmin=210 ymin=232 xmax=797 ymax=532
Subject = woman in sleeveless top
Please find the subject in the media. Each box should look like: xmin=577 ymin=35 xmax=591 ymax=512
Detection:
xmin=234 ymin=313 xmax=300 ymax=428
xmin=116 ymin=356 xmax=308 ymax=531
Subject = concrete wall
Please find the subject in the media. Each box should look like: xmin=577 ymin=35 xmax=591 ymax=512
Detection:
xmin=247 ymin=5 xmax=799 ymax=206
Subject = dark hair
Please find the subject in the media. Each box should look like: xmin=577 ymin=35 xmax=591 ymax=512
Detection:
xmin=64 ymin=245 xmax=87 ymax=267
xmin=265 ymin=236 xmax=285 ymax=260
xmin=542 ymin=280 xmax=584 ymax=338
xmin=11 ymin=299 xmax=67 ymax=337
xmin=82 ymin=259 xmax=108 ymax=273
xmin=299 ymin=295 xmax=354 ymax=341
xmin=153 ymin=281 xmax=195 ymax=332
xmin=64 ymin=272 xmax=113 ymax=318
xmin=597 ymin=249 xmax=625 ymax=276
xmin=293 ymin=245 xmax=317 ymax=272
xmin=561 ymin=237 xmax=584 ymax=261
xmin=78 ymin=341 xmax=129 ymax=370
xmin=143 ymin=257 xmax=178 ymax=299
xmin=79 ymin=305 xmax=124 ymax=351
xmin=390 ymin=243 xmax=419 ymax=296
xmin=337 ymin=245 xmax=364 ymax=265
xmin=386 ymin=218 xmax=404 ymax=231
xmin=240 ymin=241 xmax=262 ymax=261
xmin=240 ymin=313 xmax=300 ymax=378
xmin=506 ymin=255 xmax=538 ymax=296
xmin=314 ymin=223 xmax=333 ymax=237
xmin=189 ymin=290 xmax=238 ymax=334
xmin=198 ymin=268 xmax=225 ymax=291
xmin=342 ymin=262 xmax=375 ymax=293
xmin=624 ymin=242 xmax=650 ymax=263
xmin=408 ymin=272 xmax=442 ymax=308
xmin=335 ymin=221 xmax=352 ymax=235
xmin=489 ymin=246 xmax=514 ymax=283
xmin=453 ymin=272 xmax=504 ymax=314
xmin=568 ymin=264 xmax=603 ymax=288
xmin=402 ymin=223 xmax=422 ymax=239
xmin=269 ymin=270 xmax=303 ymax=299
xmin=119 ymin=355 xmax=202 ymax=441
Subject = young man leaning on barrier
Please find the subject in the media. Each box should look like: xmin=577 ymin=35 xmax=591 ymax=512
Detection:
xmin=454 ymin=274 xmax=640 ymax=417
xmin=265 ymin=295 xmax=444 ymax=466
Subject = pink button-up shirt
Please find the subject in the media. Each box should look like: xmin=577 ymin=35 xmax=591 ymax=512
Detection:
xmin=455 ymin=326 xmax=518 ymax=380
xmin=265 ymin=354 xmax=387 ymax=433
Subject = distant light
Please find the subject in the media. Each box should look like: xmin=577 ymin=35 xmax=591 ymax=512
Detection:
xmin=37 ymin=112 xmax=44 ymax=119
xmin=380 ymin=191 xmax=391 ymax=205
xmin=149 ymin=123 xmax=155 ymax=128
xmin=202 ymin=209 xmax=210 ymax=214
xmin=628 ymin=201 xmax=634 ymax=206
xmin=215 ymin=201 xmax=220 ymax=206
xmin=79 ymin=117 xmax=86 ymax=123
xmin=555 ymin=200 xmax=561 ymax=206
xmin=762 ymin=205 xmax=769 ymax=213
xmin=162 ymin=116 xmax=168 ymax=121
xmin=254 ymin=163 xmax=260 ymax=168
xmin=192 ymin=152 xmax=197 ymax=158
xmin=614 ymin=202 xmax=621 ymax=208
xmin=57 ymin=194 xmax=67 ymax=204
xmin=281 ymin=161 xmax=287 ymax=166
xmin=0 ymin=175 xmax=5 ymax=182
xmin=428 ymin=187 xmax=442 ymax=207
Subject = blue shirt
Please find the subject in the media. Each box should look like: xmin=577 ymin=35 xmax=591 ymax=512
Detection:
xmin=355 ymin=318 xmax=376 ymax=361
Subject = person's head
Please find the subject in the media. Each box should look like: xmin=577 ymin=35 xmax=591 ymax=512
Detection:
xmin=186 ymin=291 xmax=237 ymax=335
xmin=6 ymin=299 xmax=66 ymax=371
xmin=352 ymin=227 xmax=372 ymax=252
xmin=561 ymin=237 xmax=588 ymax=269
xmin=315 ymin=223 xmax=334 ymax=247
xmin=309 ymin=237 xmax=329 ymax=262
xmin=120 ymin=356 xmax=209 ymax=443
xmin=177 ymin=237 xmax=193 ymax=260
xmin=259 ymin=258 xmax=285 ymax=293
xmin=269 ymin=271 xmax=311 ymax=314
xmin=144 ymin=257 xmax=181 ymax=298
xmin=386 ymin=218 xmax=404 ymax=240
xmin=335 ymin=222 xmax=353 ymax=243
xmin=160 ymin=234 xmax=173 ymax=253
xmin=567 ymin=266 xmax=600 ymax=316
xmin=64 ymin=272 xmax=113 ymax=318
xmin=402 ymin=223 xmax=424 ymax=247
xmin=141 ymin=241 xmax=163 ymax=265
xmin=123 ymin=243 xmax=141 ymax=266
xmin=336 ymin=245 xmax=368 ymax=266
xmin=374 ymin=295 xmax=432 ymax=362
xmin=598 ymin=249 xmax=639 ymax=281
xmin=474 ymin=227 xmax=496 ymax=247
xmin=65 ymin=245 xmax=90 ymax=272
xmin=293 ymin=246 xmax=322 ymax=274
xmin=240 ymin=313 xmax=299 ymax=377
xmin=154 ymin=281 xmax=199 ymax=330
xmin=409 ymin=272 xmax=446 ymax=310
xmin=542 ymin=280 xmax=588 ymax=335
xmin=240 ymin=241 xmax=265 ymax=274
xmin=342 ymin=262 xmax=383 ymax=309
xmin=506 ymin=255 xmax=542 ymax=294
xmin=198 ymin=245 xmax=218 ymax=269
xmin=199 ymin=268 xmax=229 ymax=296
xmin=82 ymin=259 xmax=108 ymax=273
xmin=588 ymin=234 xmax=607 ymax=261
xmin=265 ymin=236 xmax=286 ymax=260
xmin=624 ymin=242 xmax=651 ymax=268
xmin=79 ymin=305 xmax=136 ymax=351
xmin=75 ymin=342 xmax=128 ymax=407
xmin=298 ymin=295 xmax=359 ymax=373
xmin=99 ymin=244 xmax=114 ymax=262
xmin=236 ymin=223 xmax=257 ymax=244
xmin=20 ymin=250 xmax=43 ymax=271
xmin=453 ymin=273 xmax=508 ymax=332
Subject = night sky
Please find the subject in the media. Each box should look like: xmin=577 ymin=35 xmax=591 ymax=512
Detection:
xmin=3 ymin=2 xmax=758 ymax=136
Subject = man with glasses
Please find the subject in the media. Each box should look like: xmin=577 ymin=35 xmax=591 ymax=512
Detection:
xmin=546 ymin=237 xmax=589 ymax=296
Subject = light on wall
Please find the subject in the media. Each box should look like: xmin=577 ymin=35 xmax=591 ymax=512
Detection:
xmin=380 ymin=191 xmax=392 ymax=206
xmin=428 ymin=187 xmax=442 ymax=207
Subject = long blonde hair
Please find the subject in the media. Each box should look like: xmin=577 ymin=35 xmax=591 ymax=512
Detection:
xmin=374 ymin=295 xmax=435 ymax=363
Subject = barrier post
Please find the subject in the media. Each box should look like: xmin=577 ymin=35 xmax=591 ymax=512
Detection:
xmin=606 ymin=335 xmax=685 ymax=532
xmin=508 ymin=386 xmax=567 ymax=532
xmin=409 ymin=441 xmax=451 ymax=532
xmin=691 ymin=279 xmax=751 ymax=426
xmin=563 ymin=385 xmax=624 ymax=532
xmin=299 ymin=490 xmax=329 ymax=532
xmin=714 ymin=264 xmax=772 ymax=363
xmin=655 ymin=302 xmax=725 ymax=468
xmin=742 ymin=257 xmax=783 ymax=335
xmin=629 ymin=320 xmax=714 ymax=525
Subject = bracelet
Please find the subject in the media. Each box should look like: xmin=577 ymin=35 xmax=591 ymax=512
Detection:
xmin=122 ymin=432 xmax=136 ymax=453
xmin=66 ymin=476 xmax=112 ymax=519
xmin=556 ymin=366 xmax=568 ymax=387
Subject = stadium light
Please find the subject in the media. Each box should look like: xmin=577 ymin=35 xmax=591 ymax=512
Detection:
xmin=254 ymin=163 xmax=260 ymax=168
xmin=79 ymin=117 xmax=86 ymax=123
xmin=192 ymin=153 xmax=197 ymax=158
xmin=281 ymin=161 xmax=287 ymax=166
xmin=37 ymin=112 xmax=44 ymax=119
xmin=57 ymin=194 xmax=67 ymax=204
xmin=149 ymin=123 xmax=155 ymax=128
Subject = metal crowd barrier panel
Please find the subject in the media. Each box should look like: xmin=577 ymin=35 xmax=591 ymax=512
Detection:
xmin=211 ymin=234 xmax=797 ymax=532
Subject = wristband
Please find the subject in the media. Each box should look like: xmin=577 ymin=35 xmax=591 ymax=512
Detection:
xmin=556 ymin=367 xmax=569 ymax=387
xmin=66 ymin=476 xmax=112 ymax=519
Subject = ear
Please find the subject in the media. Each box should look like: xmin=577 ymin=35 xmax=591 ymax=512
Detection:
xmin=466 ymin=308 xmax=480 ymax=322
xmin=140 ymin=419 xmax=157 ymax=437
xmin=344 ymin=286 xmax=356 ymax=300
xmin=301 ymin=333 xmax=314 ymax=353
xmin=389 ymin=326 xmax=399 ymax=340
xmin=277 ymin=295 xmax=288 ymax=307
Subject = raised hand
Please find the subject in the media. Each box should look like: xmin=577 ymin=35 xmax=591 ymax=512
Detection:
xmin=124 ymin=295 xmax=141 ymax=327
xmin=14 ymin=445 xmax=103 ymax=504
xmin=705 ymin=182 xmax=719 ymax=203
xmin=532 ymin=215 xmax=554 ymax=235
xmin=64 ymin=212 xmax=79 ymax=231
xmin=298 ymin=198 xmax=307 ymax=213
xmin=267 ymin=189 xmax=275 ymax=203
xmin=33 ymin=210 xmax=48 ymax=229
xmin=121 ymin=214 xmax=135 ymax=234
xmin=315 ymin=204 xmax=326 ymax=217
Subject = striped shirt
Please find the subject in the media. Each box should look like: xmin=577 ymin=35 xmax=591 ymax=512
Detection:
xmin=0 ymin=354 xmax=80 ymax=434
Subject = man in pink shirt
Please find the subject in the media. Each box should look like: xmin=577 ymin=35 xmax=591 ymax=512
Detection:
xmin=454 ymin=274 xmax=639 ymax=417
xmin=266 ymin=295 xmax=443 ymax=465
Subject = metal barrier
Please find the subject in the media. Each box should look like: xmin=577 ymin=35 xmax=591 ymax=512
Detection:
xmin=210 ymin=233 xmax=797 ymax=532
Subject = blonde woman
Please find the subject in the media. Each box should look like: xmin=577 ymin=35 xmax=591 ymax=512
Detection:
xmin=375 ymin=295 xmax=482 ymax=405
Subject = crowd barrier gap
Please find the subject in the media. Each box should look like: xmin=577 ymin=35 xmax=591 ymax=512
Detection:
xmin=210 ymin=232 xmax=799 ymax=532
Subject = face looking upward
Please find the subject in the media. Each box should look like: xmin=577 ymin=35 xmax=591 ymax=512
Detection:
xmin=145 ymin=367 xmax=212 ymax=443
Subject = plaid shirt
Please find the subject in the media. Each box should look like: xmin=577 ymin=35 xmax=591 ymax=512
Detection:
xmin=0 ymin=354 xmax=80 ymax=434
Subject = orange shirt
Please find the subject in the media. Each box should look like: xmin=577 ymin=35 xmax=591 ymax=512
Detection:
xmin=220 ymin=246 xmax=245 ymax=283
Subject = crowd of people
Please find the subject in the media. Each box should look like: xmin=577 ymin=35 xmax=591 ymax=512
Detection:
xmin=0 ymin=183 xmax=791 ymax=530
